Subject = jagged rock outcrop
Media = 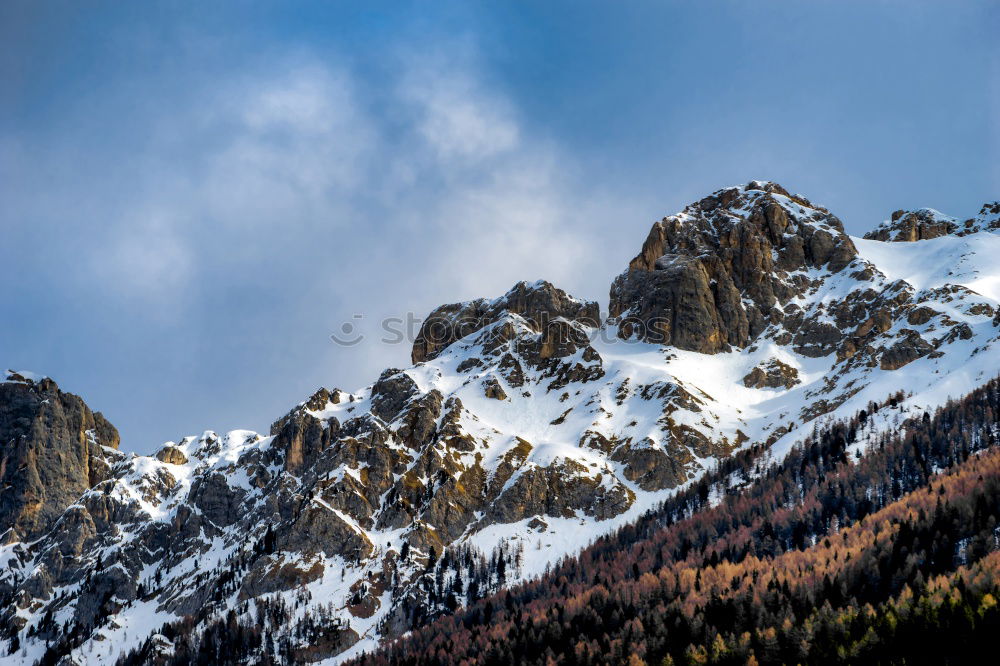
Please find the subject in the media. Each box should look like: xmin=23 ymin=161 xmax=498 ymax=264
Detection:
xmin=371 ymin=369 xmax=420 ymax=422
xmin=482 ymin=376 xmax=507 ymax=400
xmin=0 ymin=371 xmax=120 ymax=543
xmin=879 ymin=330 xmax=936 ymax=370
xmin=743 ymin=359 xmax=800 ymax=389
xmin=481 ymin=459 xmax=633 ymax=524
xmin=864 ymin=201 xmax=1000 ymax=242
xmin=154 ymin=443 xmax=188 ymax=465
xmin=865 ymin=208 xmax=959 ymax=241
xmin=610 ymin=181 xmax=857 ymax=352
xmin=978 ymin=202 xmax=1000 ymax=232
xmin=412 ymin=280 xmax=600 ymax=363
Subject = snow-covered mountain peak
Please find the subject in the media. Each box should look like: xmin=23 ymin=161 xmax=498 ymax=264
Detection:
xmin=3 ymin=370 xmax=49 ymax=386
xmin=411 ymin=279 xmax=600 ymax=364
xmin=970 ymin=200 xmax=1000 ymax=233
xmin=609 ymin=180 xmax=857 ymax=355
xmin=4 ymin=184 xmax=1000 ymax=665
xmin=864 ymin=200 xmax=1000 ymax=242
xmin=683 ymin=180 xmax=842 ymax=233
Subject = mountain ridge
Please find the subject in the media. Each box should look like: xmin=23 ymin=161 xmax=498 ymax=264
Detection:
xmin=342 ymin=375 xmax=1000 ymax=666
xmin=2 ymin=181 xmax=1000 ymax=665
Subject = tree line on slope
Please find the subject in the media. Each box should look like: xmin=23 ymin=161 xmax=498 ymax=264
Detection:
xmin=31 ymin=378 xmax=1000 ymax=666
xmin=348 ymin=379 xmax=1000 ymax=665
xmin=109 ymin=539 xmax=523 ymax=666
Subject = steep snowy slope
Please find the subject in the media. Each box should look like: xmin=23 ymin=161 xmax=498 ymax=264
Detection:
xmin=2 ymin=182 xmax=999 ymax=666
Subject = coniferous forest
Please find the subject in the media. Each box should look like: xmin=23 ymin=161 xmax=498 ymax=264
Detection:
xmin=109 ymin=378 xmax=1000 ymax=666
xmin=342 ymin=379 xmax=1000 ymax=666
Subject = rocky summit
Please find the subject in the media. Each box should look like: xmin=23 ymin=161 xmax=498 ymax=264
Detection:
xmin=0 ymin=372 xmax=119 ymax=544
xmin=2 ymin=182 xmax=1000 ymax=665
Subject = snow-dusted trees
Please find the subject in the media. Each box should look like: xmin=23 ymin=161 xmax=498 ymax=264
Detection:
xmin=348 ymin=377 xmax=1000 ymax=666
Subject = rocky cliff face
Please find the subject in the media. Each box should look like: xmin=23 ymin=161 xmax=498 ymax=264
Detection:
xmin=609 ymin=181 xmax=857 ymax=353
xmin=0 ymin=372 xmax=120 ymax=544
xmin=1 ymin=279 xmax=731 ymax=665
xmin=411 ymin=280 xmax=600 ymax=364
xmin=863 ymin=201 xmax=1000 ymax=241
xmin=3 ymin=183 xmax=1000 ymax=666
xmin=610 ymin=184 xmax=1000 ymax=415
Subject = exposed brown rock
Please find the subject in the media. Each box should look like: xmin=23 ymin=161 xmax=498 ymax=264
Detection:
xmin=155 ymin=444 xmax=188 ymax=465
xmin=483 ymin=459 xmax=633 ymax=525
xmin=273 ymin=409 xmax=332 ymax=474
xmin=371 ymin=368 xmax=419 ymax=423
xmin=395 ymin=390 xmax=443 ymax=449
xmin=241 ymin=558 xmax=326 ymax=598
xmin=189 ymin=471 xmax=246 ymax=528
xmin=610 ymin=438 xmax=693 ymax=491
xmin=456 ymin=357 xmax=482 ymax=373
xmin=880 ymin=330 xmax=936 ymax=370
xmin=743 ymin=359 xmax=801 ymax=389
xmin=865 ymin=209 xmax=958 ymax=242
xmin=793 ymin=320 xmax=844 ymax=358
xmin=482 ymin=376 xmax=508 ymax=401
xmin=412 ymin=281 xmax=600 ymax=363
xmin=610 ymin=181 xmax=857 ymax=353
xmin=497 ymin=353 xmax=526 ymax=387
xmin=538 ymin=318 xmax=592 ymax=360
xmin=284 ymin=504 xmax=373 ymax=560
xmin=907 ymin=306 xmax=941 ymax=326
xmin=305 ymin=387 xmax=339 ymax=411
xmin=943 ymin=322 xmax=974 ymax=343
xmin=864 ymin=202 xmax=1000 ymax=242
xmin=0 ymin=373 xmax=120 ymax=542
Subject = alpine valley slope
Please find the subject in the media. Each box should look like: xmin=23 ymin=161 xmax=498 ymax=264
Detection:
xmin=2 ymin=181 xmax=1000 ymax=665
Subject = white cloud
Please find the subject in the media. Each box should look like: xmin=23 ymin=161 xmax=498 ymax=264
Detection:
xmin=88 ymin=48 xmax=632 ymax=315
xmin=374 ymin=55 xmax=638 ymax=309
xmin=100 ymin=209 xmax=193 ymax=298
xmin=26 ymin=44 xmax=645 ymax=421
xmin=400 ymin=58 xmax=520 ymax=163
xmin=87 ymin=62 xmax=376 ymax=304
xmin=203 ymin=64 xmax=374 ymax=226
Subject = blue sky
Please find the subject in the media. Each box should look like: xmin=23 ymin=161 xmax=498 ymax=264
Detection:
xmin=2 ymin=1 xmax=996 ymax=453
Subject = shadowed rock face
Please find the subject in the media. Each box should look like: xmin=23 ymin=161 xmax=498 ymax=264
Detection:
xmin=609 ymin=181 xmax=857 ymax=353
xmin=411 ymin=280 xmax=600 ymax=364
xmin=866 ymin=209 xmax=958 ymax=242
xmin=0 ymin=372 xmax=120 ymax=543
xmin=743 ymin=359 xmax=801 ymax=389
xmin=864 ymin=202 xmax=1000 ymax=242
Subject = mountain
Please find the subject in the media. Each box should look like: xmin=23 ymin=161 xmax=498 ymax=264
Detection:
xmin=345 ymin=376 xmax=1000 ymax=666
xmin=2 ymin=181 xmax=999 ymax=665
xmin=0 ymin=372 xmax=120 ymax=544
